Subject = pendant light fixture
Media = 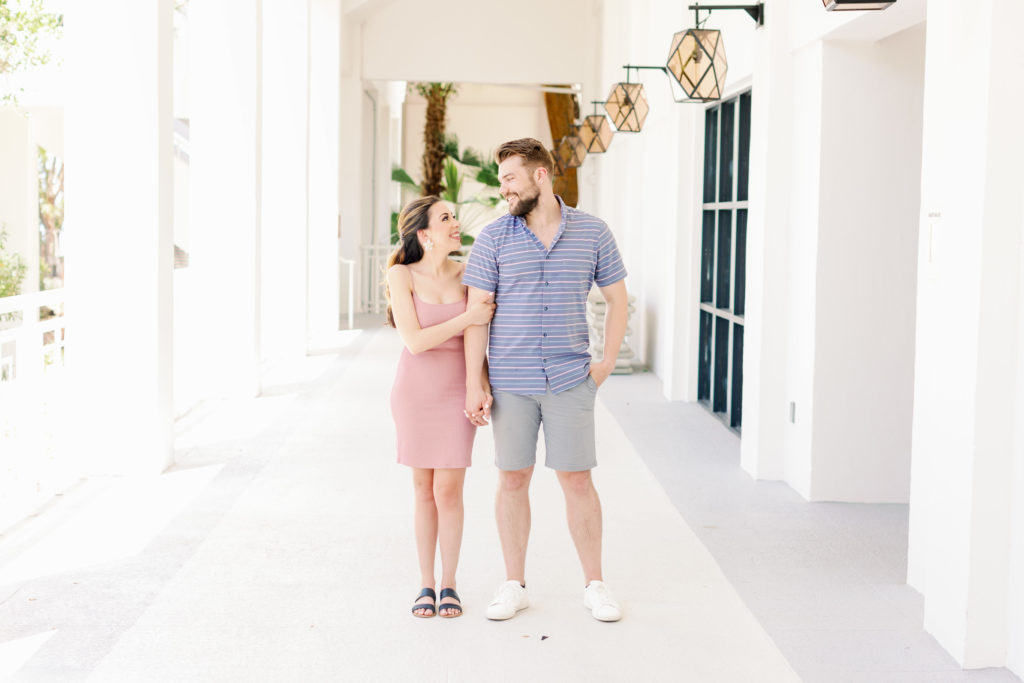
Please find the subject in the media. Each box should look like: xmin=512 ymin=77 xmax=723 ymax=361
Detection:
xmin=823 ymin=0 xmax=896 ymax=10
xmin=555 ymin=130 xmax=587 ymax=169
xmin=550 ymin=148 xmax=565 ymax=177
xmin=664 ymin=4 xmax=762 ymax=103
xmin=579 ymin=102 xmax=614 ymax=153
xmin=665 ymin=27 xmax=728 ymax=102
xmin=604 ymin=68 xmax=650 ymax=132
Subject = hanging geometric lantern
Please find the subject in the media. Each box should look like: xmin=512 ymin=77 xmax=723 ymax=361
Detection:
xmin=579 ymin=114 xmax=614 ymax=153
xmin=555 ymin=132 xmax=587 ymax=169
xmin=550 ymin=148 xmax=565 ymax=177
xmin=823 ymin=0 xmax=896 ymax=9
xmin=604 ymin=82 xmax=649 ymax=133
xmin=665 ymin=28 xmax=728 ymax=102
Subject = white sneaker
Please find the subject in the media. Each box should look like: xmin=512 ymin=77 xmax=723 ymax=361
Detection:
xmin=486 ymin=580 xmax=529 ymax=620
xmin=583 ymin=580 xmax=622 ymax=622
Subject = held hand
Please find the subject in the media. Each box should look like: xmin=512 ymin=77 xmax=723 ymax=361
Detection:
xmin=466 ymin=293 xmax=495 ymax=326
xmin=589 ymin=360 xmax=614 ymax=388
xmin=464 ymin=385 xmax=493 ymax=426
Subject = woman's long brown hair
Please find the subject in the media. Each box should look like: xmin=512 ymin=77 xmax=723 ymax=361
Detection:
xmin=384 ymin=196 xmax=442 ymax=327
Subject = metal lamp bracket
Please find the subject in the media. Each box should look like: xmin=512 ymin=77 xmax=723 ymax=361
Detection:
xmin=688 ymin=2 xmax=765 ymax=27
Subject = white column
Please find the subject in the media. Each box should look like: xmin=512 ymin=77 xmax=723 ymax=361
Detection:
xmin=1009 ymin=199 xmax=1024 ymax=678
xmin=338 ymin=18 xmax=365 ymax=315
xmin=307 ymin=0 xmax=342 ymax=344
xmin=63 ymin=0 xmax=175 ymax=473
xmin=742 ymin=33 xmax=826 ymax=496
xmin=261 ymin=0 xmax=310 ymax=364
xmin=188 ymin=0 xmax=262 ymax=398
xmin=741 ymin=11 xmax=794 ymax=482
xmin=908 ymin=0 xmax=1024 ymax=668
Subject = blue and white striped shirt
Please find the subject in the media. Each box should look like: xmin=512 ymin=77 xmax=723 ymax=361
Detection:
xmin=462 ymin=197 xmax=627 ymax=395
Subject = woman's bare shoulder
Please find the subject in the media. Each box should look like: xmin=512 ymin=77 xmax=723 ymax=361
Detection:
xmin=387 ymin=263 xmax=413 ymax=287
xmin=388 ymin=262 xmax=411 ymax=276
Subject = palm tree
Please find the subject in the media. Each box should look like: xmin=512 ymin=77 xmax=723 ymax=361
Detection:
xmin=415 ymin=82 xmax=457 ymax=197
xmin=38 ymin=147 xmax=63 ymax=284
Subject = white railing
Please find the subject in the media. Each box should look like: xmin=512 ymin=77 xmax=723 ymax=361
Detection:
xmin=0 ymin=288 xmax=66 ymax=383
xmin=360 ymin=244 xmax=391 ymax=314
xmin=0 ymin=288 xmax=70 ymax=533
xmin=339 ymin=256 xmax=356 ymax=330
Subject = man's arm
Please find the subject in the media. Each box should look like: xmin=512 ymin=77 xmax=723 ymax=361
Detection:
xmin=590 ymin=279 xmax=628 ymax=387
xmin=464 ymin=286 xmax=493 ymax=426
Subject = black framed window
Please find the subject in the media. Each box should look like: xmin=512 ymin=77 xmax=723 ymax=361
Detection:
xmin=697 ymin=90 xmax=750 ymax=432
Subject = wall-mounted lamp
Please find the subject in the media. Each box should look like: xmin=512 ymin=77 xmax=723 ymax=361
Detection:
xmin=550 ymin=148 xmax=565 ymax=176
xmin=579 ymin=102 xmax=614 ymax=153
xmin=604 ymin=70 xmax=650 ymax=132
xmin=555 ymin=130 xmax=587 ymax=169
xmin=666 ymin=28 xmax=727 ymax=102
xmin=662 ymin=4 xmax=761 ymax=102
xmin=823 ymin=0 xmax=896 ymax=10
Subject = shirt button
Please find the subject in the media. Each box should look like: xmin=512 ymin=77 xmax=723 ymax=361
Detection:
xmin=543 ymin=306 xmax=548 ymax=311
xmin=545 ymin=281 xmax=550 ymax=286
xmin=542 ymin=333 xmax=547 ymax=337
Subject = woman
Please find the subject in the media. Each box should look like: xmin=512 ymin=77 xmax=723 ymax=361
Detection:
xmin=386 ymin=196 xmax=494 ymax=618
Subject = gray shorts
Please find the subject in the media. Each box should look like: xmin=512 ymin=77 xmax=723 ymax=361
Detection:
xmin=491 ymin=376 xmax=598 ymax=472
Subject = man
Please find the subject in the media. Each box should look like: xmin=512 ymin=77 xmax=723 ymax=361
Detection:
xmin=462 ymin=138 xmax=629 ymax=622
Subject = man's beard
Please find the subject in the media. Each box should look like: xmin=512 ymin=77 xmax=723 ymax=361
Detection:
xmin=508 ymin=184 xmax=540 ymax=217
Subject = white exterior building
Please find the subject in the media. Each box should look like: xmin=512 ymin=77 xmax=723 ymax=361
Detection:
xmin=4 ymin=0 xmax=1020 ymax=674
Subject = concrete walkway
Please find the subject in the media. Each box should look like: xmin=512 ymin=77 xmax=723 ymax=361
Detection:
xmin=0 ymin=326 xmax=799 ymax=682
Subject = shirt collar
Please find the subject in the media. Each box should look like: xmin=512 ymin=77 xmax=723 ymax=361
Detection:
xmin=512 ymin=195 xmax=570 ymax=253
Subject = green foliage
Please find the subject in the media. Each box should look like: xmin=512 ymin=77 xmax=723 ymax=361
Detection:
xmin=0 ymin=226 xmax=27 ymax=298
xmin=394 ymin=133 xmax=501 ymax=209
xmin=391 ymin=167 xmax=421 ymax=195
xmin=37 ymin=145 xmax=63 ymax=288
xmin=0 ymin=0 xmax=63 ymax=105
xmin=442 ymin=135 xmax=459 ymax=161
xmin=390 ymin=210 xmax=399 ymax=245
xmin=440 ymin=158 xmax=462 ymax=205
xmin=414 ymin=82 xmax=456 ymax=100
xmin=391 ymin=133 xmax=503 ymax=248
xmin=476 ymin=164 xmax=500 ymax=189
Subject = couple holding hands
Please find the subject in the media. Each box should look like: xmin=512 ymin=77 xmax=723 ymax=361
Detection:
xmin=386 ymin=138 xmax=629 ymax=622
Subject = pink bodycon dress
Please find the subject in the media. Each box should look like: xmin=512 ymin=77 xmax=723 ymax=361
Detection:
xmin=390 ymin=292 xmax=476 ymax=468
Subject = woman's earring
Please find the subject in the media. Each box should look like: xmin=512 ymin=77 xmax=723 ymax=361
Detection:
xmin=424 ymin=237 xmax=434 ymax=251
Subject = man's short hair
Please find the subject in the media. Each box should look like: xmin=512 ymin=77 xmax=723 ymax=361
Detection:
xmin=496 ymin=138 xmax=554 ymax=177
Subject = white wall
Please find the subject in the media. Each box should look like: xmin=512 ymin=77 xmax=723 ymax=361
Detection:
xmin=361 ymin=0 xmax=594 ymax=84
xmin=727 ymin=1 xmax=926 ymax=502
xmin=907 ymin=0 xmax=1024 ymax=669
xmin=809 ymin=25 xmax=925 ymax=502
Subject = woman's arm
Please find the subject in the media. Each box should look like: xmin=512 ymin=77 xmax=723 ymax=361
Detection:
xmin=388 ymin=265 xmax=493 ymax=355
